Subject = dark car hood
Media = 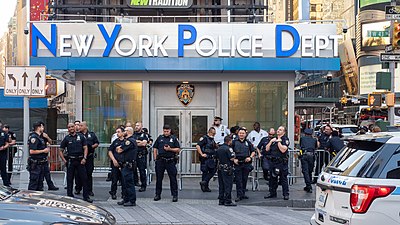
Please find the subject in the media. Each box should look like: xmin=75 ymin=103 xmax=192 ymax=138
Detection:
xmin=0 ymin=190 xmax=114 ymax=224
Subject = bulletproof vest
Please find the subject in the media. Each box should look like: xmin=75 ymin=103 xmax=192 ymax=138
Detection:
xmin=216 ymin=144 xmax=234 ymax=165
xmin=66 ymin=134 xmax=85 ymax=156
xmin=233 ymin=139 xmax=251 ymax=159
xmin=270 ymin=136 xmax=289 ymax=159
xmin=133 ymin=132 xmax=148 ymax=152
xmin=300 ymin=136 xmax=317 ymax=153
xmin=157 ymin=135 xmax=178 ymax=158
xmin=29 ymin=133 xmax=47 ymax=159
xmin=201 ymin=135 xmax=216 ymax=155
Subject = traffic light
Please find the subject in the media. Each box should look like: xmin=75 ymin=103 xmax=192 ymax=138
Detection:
xmin=386 ymin=92 xmax=395 ymax=107
xmin=45 ymin=78 xmax=57 ymax=96
xmin=368 ymin=93 xmax=382 ymax=107
xmin=340 ymin=97 xmax=347 ymax=105
xmin=393 ymin=22 xmax=400 ymax=49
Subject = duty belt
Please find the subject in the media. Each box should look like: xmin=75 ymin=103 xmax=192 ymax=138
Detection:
xmin=266 ymin=156 xmax=287 ymax=164
xmin=29 ymin=157 xmax=48 ymax=164
xmin=218 ymin=164 xmax=232 ymax=170
xmin=68 ymin=155 xmax=83 ymax=159
xmin=120 ymin=161 xmax=135 ymax=168
xmin=159 ymin=157 xmax=175 ymax=162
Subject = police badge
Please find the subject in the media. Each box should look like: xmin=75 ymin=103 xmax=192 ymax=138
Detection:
xmin=176 ymin=84 xmax=195 ymax=106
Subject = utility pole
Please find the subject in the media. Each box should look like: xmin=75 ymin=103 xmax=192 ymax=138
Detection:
xmin=389 ymin=0 xmax=396 ymax=126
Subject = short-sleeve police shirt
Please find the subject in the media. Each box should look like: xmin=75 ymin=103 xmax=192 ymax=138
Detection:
xmin=232 ymin=139 xmax=254 ymax=160
xmin=270 ymin=136 xmax=290 ymax=158
xmin=133 ymin=132 xmax=149 ymax=153
xmin=8 ymin=131 xmax=16 ymax=142
xmin=121 ymin=136 xmax=138 ymax=162
xmin=82 ymin=131 xmax=99 ymax=154
xmin=60 ymin=133 xmax=87 ymax=157
xmin=28 ymin=132 xmax=47 ymax=159
xmin=216 ymin=144 xmax=235 ymax=166
xmin=257 ymin=136 xmax=271 ymax=156
xmin=108 ymin=138 xmax=124 ymax=162
xmin=153 ymin=135 xmax=180 ymax=158
xmin=197 ymin=135 xmax=217 ymax=154
xmin=300 ymin=136 xmax=318 ymax=153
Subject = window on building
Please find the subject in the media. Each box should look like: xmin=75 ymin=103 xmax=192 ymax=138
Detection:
xmin=310 ymin=4 xmax=317 ymax=12
xmin=229 ymin=82 xmax=288 ymax=131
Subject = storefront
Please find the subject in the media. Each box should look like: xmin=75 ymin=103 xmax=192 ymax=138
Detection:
xmin=30 ymin=22 xmax=340 ymax=147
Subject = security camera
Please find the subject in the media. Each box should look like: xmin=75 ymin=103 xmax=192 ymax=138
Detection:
xmin=327 ymin=72 xmax=333 ymax=81
xmin=342 ymin=24 xmax=348 ymax=34
xmin=24 ymin=27 xmax=29 ymax=35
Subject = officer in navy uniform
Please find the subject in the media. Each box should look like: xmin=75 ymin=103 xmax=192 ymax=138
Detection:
xmin=75 ymin=121 xmax=99 ymax=196
xmin=153 ymin=124 xmax=181 ymax=202
xmin=27 ymin=122 xmax=47 ymax=190
xmin=232 ymin=127 xmax=255 ymax=202
xmin=257 ymin=128 xmax=275 ymax=186
xmin=314 ymin=124 xmax=332 ymax=183
xmin=59 ymin=123 xmax=93 ymax=203
xmin=116 ymin=127 xmax=138 ymax=207
xmin=0 ymin=125 xmax=10 ymax=186
xmin=133 ymin=122 xmax=149 ymax=192
xmin=196 ymin=127 xmax=218 ymax=192
xmin=299 ymin=128 xmax=319 ymax=193
xmin=265 ymin=126 xmax=290 ymax=200
xmin=216 ymin=136 xmax=236 ymax=206
xmin=3 ymin=124 xmax=15 ymax=182
xmin=108 ymin=127 xmax=125 ymax=200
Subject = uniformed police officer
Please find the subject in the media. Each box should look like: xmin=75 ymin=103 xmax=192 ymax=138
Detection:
xmin=299 ymin=128 xmax=319 ymax=193
xmin=116 ymin=127 xmax=138 ymax=207
xmin=75 ymin=121 xmax=99 ymax=196
xmin=314 ymin=125 xmax=332 ymax=183
xmin=257 ymin=128 xmax=275 ymax=187
xmin=327 ymin=130 xmax=344 ymax=157
xmin=59 ymin=123 xmax=93 ymax=203
xmin=38 ymin=121 xmax=59 ymax=191
xmin=133 ymin=122 xmax=149 ymax=192
xmin=153 ymin=125 xmax=181 ymax=202
xmin=27 ymin=122 xmax=47 ymax=190
xmin=212 ymin=116 xmax=230 ymax=145
xmin=216 ymin=136 xmax=236 ymax=206
xmin=232 ymin=128 xmax=255 ymax=202
xmin=3 ymin=124 xmax=16 ymax=182
xmin=108 ymin=127 xmax=125 ymax=200
xmin=196 ymin=127 xmax=218 ymax=192
xmin=265 ymin=126 xmax=290 ymax=200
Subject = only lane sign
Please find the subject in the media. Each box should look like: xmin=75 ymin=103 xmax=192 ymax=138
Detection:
xmin=4 ymin=66 xmax=46 ymax=96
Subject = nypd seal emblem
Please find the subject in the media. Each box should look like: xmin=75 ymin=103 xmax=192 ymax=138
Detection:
xmin=176 ymin=84 xmax=195 ymax=106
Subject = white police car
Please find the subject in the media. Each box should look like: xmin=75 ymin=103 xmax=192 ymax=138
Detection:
xmin=311 ymin=133 xmax=400 ymax=225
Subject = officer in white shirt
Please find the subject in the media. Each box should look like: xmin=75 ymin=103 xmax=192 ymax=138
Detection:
xmin=212 ymin=116 xmax=230 ymax=145
xmin=247 ymin=122 xmax=268 ymax=148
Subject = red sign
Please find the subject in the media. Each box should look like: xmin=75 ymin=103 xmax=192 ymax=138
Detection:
xmin=30 ymin=0 xmax=49 ymax=21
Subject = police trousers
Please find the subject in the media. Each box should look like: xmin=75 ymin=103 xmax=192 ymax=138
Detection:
xmin=155 ymin=158 xmax=178 ymax=197
xmin=301 ymin=154 xmax=315 ymax=188
xmin=110 ymin=164 xmax=123 ymax=196
xmin=0 ymin=151 xmax=10 ymax=186
xmin=121 ymin=165 xmax=136 ymax=203
xmin=67 ymin=158 xmax=89 ymax=199
xmin=269 ymin=161 xmax=289 ymax=197
xmin=218 ymin=169 xmax=233 ymax=203
xmin=233 ymin=163 xmax=253 ymax=198
xmin=136 ymin=154 xmax=147 ymax=188
xmin=28 ymin=159 xmax=47 ymax=191
xmin=261 ymin=157 xmax=271 ymax=181
xmin=75 ymin=154 xmax=94 ymax=193
xmin=43 ymin=161 xmax=56 ymax=189
xmin=200 ymin=158 xmax=217 ymax=184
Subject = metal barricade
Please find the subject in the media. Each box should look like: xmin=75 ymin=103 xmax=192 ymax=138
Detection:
xmin=178 ymin=148 xmax=202 ymax=190
xmin=47 ymin=145 xmax=67 ymax=186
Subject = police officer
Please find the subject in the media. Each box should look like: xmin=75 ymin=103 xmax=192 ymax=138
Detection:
xmin=3 ymin=124 xmax=16 ymax=182
xmin=327 ymin=130 xmax=344 ymax=157
xmin=299 ymin=128 xmax=319 ymax=193
xmin=212 ymin=116 xmax=230 ymax=145
xmin=59 ymin=123 xmax=93 ymax=203
xmin=216 ymin=136 xmax=236 ymax=206
xmin=257 ymin=128 xmax=275 ymax=188
xmin=232 ymin=128 xmax=255 ymax=202
xmin=247 ymin=122 xmax=268 ymax=148
xmin=108 ymin=127 xmax=125 ymax=200
xmin=196 ymin=127 xmax=218 ymax=192
xmin=265 ymin=126 xmax=290 ymax=200
xmin=75 ymin=121 xmax=99 ymax=196
xmin=38 ymin=121 xmax=59 ymax=191
xmin=314 ymin=125 xmax=332 ymax=183
xmin=116 ymin=127 xmax=138 ymax=207
xmin=27 ymin=122 xmax=47 ymax=190
xmin=153 ymin=125 xmax=181 ymax=202
xmin=133 ymin=122 xmax=149 ymax=192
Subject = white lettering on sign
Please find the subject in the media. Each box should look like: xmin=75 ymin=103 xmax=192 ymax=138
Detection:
xmin=4 ymin=67 xmax=46 ymax=97
xmin=60 ymin=35 xmax=72 ymax=57
xmin=72 ymin=35 xmax=94 ymax=57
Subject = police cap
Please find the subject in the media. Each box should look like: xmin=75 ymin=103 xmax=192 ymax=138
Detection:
xmin=304 ymin=128 xmax=313 ymax=135
xmin=163 ymin=124 xmax=171 ymax=130
xmin=214 ymin=116 xmax=223 ymax=121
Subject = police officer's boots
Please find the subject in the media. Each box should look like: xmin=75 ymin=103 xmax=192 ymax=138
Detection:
xmin=199 ymin=181 xmax=207 ymax=192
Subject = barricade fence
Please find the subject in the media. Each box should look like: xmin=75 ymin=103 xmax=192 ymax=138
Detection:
xmin=4 ymin=143 xmax=329 ymax=190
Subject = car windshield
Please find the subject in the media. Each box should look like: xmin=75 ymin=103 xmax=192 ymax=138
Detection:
xmin=341 ymin=127 xmax=358 ymax=134
xmin=326 ymin=140 xmax=385 ymax=177
xmin=0 ymin=186 xmax=15 ymax=200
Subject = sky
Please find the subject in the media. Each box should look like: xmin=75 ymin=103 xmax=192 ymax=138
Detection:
xmin=0 ymin=0 xmax=18 ymax=35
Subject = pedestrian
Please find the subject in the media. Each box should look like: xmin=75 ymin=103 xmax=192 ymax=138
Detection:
xmin=327 ymin=130 xmax=345 ymax=157
xmin=27 ymin=122 xmax=47 ymax=190
xmin=75 ymin=121 xmax=99 ymax=196
xmin=153 ymin=124 xmax=181 ymax=202
xmin=232 ymin=127 xmax=255 ymax=202
xmin=196 ymin=127 xmax=218 ymax=192
xmin=257 ymin=127 xmax=275 ymax=185
xmin=3 ymin=124 xmax=16 ymax=182
xmin=133 ymin=122 xmax=149 ymax=192
xmin=313 ymin=124 xmax=332 ymax=183
xmin=108 ymin=127 xmax=125 ymax=200
xmin=59 ymin=123 xmax=93 ymax=203
xmin=38 ymin=121 xmax=59 ymax=191
xmin=247 ymin=122 xmax=268 ymax=148
xmin=265 ymin=126 xmax=290 ymax=200
xmin=212 ymin=116 xmax=230 ymax=145
xmin=116 ymin=126 xmax=138 ymax=207
xmin=299 ymin=128 xmax=319 ymax=193
xmin=216 ymin=136 xmax=236 ymax=206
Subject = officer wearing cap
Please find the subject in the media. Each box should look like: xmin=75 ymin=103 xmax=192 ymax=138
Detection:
xmin=265 ymin=126 xmax=290 ymax=200
xmin=108 ymin=127 xmax=125 ymax=200
xmin=216 ymin=136 xmax=236 ymax=206
xmin=299 ymin=128 xmax=319 ymax=193
xmin=153 ymin=124 xmax=181 ymax=202
xmin=59 ymin=123 xmax=92 ymax=203
xmin=27 ymin=122 xmax=47 ymax=190
xmin=196 ymin=127 xmax=218 ymax=192
xmin=212 ymin=116 xmax=230 ymax=145
xmin=133 ymin=122 xmax=149 ymax=192
xmin=74 ymin=121 xmax=99 ymax=196
xmin=3 ymin=124 xmax=16 ymax=182
xmin=116 ymin=126 xmax=138 ymax=207
xmin=232 ymin=128 xmax=255 ymax=202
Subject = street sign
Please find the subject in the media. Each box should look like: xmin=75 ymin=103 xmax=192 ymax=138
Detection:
xmin=367 ymin=30 xmax=389 ymax=37
xmin=381 ymin=53 xmax=400 ymax=61
xmin=4 ymin=66 xmax=46 ymax=96
xmin=386 ymin=44 xmax=394 ymax=53
xmin=385 ymin=6 xmax=400 ymax=19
